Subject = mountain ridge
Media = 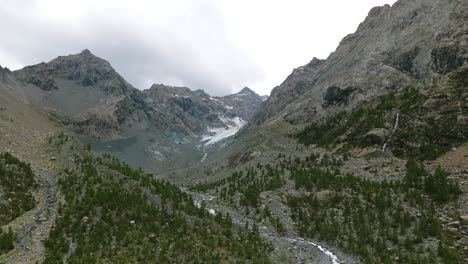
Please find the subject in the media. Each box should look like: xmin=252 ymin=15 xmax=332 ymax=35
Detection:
xmin=2 ymin=50 xmax=267 ymax=172
xmin=252 ymin=0 xmax=467 ymax=127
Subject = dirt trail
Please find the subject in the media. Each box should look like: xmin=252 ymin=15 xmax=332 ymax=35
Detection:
xmin=0 ymin=172 xmax=59 ymax=264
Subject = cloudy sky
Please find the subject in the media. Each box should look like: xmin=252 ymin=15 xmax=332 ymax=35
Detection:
xmin=0 ymin=0 xmax=397 ymax=96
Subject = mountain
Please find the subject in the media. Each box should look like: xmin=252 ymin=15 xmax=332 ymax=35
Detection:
xmin=177 ymin=0 xmax=468 ymax=263
xmin=231 ymin=0 xmax=467 ymax=163
xmin=1 ymin=0 xmax=467 ymax=263
xmin=218 ymin=87 xmax=266 ymax=121
xmin=142 ymin=84 xmax=264 ymax=136
xmin=2 ymin=50 xmax=265 ymax=172
xmin=0 ymin=91 xmax=271 ymax=263
xmin=12 ymin=49 xmax=154 ymax=139
xmin=254 ymin=0 xmax=467 ymax=126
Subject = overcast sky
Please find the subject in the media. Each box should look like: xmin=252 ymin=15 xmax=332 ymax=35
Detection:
xmin=0 ymin=0 xmax=397 ymax=96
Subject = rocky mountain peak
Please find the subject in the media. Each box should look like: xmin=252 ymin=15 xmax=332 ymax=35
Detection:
xmin=0 ymin=65 xmax=7 ymax=80
xmin=308 ymin=57 xmax=324 ymax=67
xmin=48 ymin=50 xmax=115 ymax=80
xmin=0 ymin=65 xmax=8 ymax=74
xmin=13 ymin=50 xmax=136 ymax=98
xmin=147 ymin=83 xmax=193 ymax=97
xmin=80 ymin=48 xmax=93 ymax=56
xmin=238 ymin=87 xmax=255 ymax=95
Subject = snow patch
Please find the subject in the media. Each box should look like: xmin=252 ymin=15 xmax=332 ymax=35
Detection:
xmin=202 ymin=116 xmax=245 ymax=146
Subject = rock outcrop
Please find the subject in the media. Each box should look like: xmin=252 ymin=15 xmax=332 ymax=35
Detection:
xmin=218 ymin=87 xmax=266 ymax=120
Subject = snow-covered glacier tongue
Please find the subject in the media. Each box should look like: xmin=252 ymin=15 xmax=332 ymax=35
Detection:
xmin=202 ymin=116 xmax=246 ymax=146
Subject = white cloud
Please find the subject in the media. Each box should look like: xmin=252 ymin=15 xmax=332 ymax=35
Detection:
xmin=0 ymin=0 xmax=397 ymax=96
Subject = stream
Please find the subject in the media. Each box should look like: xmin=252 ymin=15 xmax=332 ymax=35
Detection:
xmin=186 ymin=189 xmax=342 ymax=264
xmin=382 ymin=112 xmax=400 ymax=152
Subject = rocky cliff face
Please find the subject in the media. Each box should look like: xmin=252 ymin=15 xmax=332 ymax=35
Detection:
xmin=218 ymin=87 xmax=266 ymax=121
xmin=142 ymin=84 xmax=264 ymax=136
xmin=141 ymin=84 xmax=265 ymax=143
xmin=254 ymin=0 xmax=467 ymax=126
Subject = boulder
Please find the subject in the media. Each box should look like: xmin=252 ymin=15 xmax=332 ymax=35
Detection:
xmin=460 ymin=215 xmax=468 ymax=225
xmin=285 ymin=189 xmax=303 ymax=198
xmin=365 ymin=128 xmax=390 ymax=145
xmin=315 ymin=189 xmax=334 ymax=202
xmin=457 ymin=115 xmax=468 ymax=126
xmin=423 ymin=98 xmax=440 ymax=110
xmin=448 ymin=221 xmax=460 ymax=227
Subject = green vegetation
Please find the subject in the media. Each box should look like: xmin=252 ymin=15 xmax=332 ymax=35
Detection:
xmin=296 ymin=89 xmax=421 ymax=148
xmin=405 ymin=159 xmax=461 ymax=203
xmin=48 ymin=132 xmax=69 ymax=146
xmin=0 ymin=152 xmax=37 ymax=255
xmin=0 ymin=227 xmax=15 ymax=255
xmin=190 ymin=163 xmax=286 ymax=208
xmin=286 ymin=154 xmax=461 ymax=263
xmin=0 ymin=152 xmax=37 ymax=226
xmin=190 ymin=154 xmax=344 ymax=234
xmin=44 ymin=153 xmax=272 ymax=263
xmin=196 ymin=149 xmax=463 ymax=263
xmin=296 ymin=88 xmax=464 ymax=160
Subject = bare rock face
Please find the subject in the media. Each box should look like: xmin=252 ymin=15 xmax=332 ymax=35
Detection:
xmin=253 ymin=0 xmax=468 ymax=126
xmin=143 ymin=84 xmax=224 ymax=135
xmin=219 ymin=87 xmax=266 ymax=120
xmin=0 ymin=65 xmax=7 ymax=80
xmin=253 ymin=57 xmax=324 ymax=124
xmin=143 ymin=84 xmax=265 ymax=135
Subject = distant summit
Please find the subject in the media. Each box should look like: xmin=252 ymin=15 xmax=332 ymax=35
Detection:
xmin=80 ymin=48 xmax=93 ymax=55
xmin=238 ymin=87 xmax=255 ymax=95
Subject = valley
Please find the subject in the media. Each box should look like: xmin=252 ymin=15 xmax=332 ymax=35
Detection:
xmin=1 ymin=0 xmax=467 ymax=263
